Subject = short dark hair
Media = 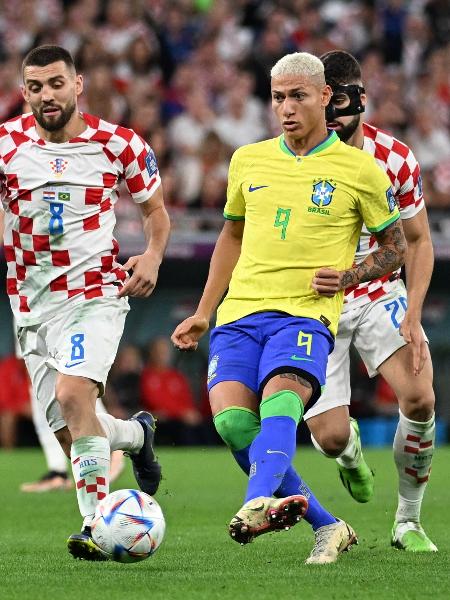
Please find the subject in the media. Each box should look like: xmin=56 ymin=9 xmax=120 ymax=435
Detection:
xmin=320 ymin=50 xmax=362 ymax=86
xmin=22 ymin=45 xmax=76 ymax=76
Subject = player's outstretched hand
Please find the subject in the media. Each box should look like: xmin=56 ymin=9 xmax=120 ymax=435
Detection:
xmin=312 ymin=267 xmax=341 ymax=297
xmin=171 ymin=315 xmax=209 ymax=351
xmin=118 ymin=252 xmax=160 ymax=298
xmin=399 ymin=313 xmax=428 ymax=376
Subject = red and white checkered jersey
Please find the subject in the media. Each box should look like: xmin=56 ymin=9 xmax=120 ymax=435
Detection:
xmin=343 ymin=122 xmax=424 ymax=312
xmin=0 ymin=112 xmax=161 ymax=326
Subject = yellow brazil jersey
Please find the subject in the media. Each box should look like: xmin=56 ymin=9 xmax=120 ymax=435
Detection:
xmin=216 ymin=130 xmax=400 ymax=335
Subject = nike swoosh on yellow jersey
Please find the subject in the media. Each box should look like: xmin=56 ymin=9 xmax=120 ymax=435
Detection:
xmin=248 ymin=184 xmax=269 ymax=192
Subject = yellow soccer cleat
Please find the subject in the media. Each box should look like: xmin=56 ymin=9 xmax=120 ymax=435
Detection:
xmin=306 ymin=520 xmax=358 ymax=564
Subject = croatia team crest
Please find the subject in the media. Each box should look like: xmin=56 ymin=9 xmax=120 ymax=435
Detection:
xmin=311 ymin=180 xmax=335 ymax=207
xmin=50 ymin=157 xmax=68 ymax=177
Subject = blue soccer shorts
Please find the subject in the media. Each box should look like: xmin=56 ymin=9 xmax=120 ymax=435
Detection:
xmin=207 ymin=311 xmax=334 ymax=405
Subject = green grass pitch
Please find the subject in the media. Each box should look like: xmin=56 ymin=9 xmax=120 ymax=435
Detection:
xmin=1 ymin=446 xmax=448 ymax=600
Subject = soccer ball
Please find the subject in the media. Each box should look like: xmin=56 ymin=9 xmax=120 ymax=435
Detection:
xmin=91 ymin=489 xmax=165 ymax=563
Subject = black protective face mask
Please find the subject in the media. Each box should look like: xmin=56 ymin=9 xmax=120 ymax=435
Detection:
xmin=326 ymin=84 xmax=365 ymax=122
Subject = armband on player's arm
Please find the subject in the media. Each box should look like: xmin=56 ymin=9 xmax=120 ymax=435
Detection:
xmin=339 ymin=218 xmax=407 ymax=290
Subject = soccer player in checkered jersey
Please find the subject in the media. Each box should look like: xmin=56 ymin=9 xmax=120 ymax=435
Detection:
xmin=302 ymin=50 xmax=436 ymax=552
xmin=0 ymin=45 xmax=170 ymax=560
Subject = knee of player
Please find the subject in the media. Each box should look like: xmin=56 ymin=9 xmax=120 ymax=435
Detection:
xmin=399 ymin=389 xmax=435 ymax=421
xmin=312 ymin=428 xmax=349 ymax=457
xmin=213 ymin=406 xmax=260 ymax=451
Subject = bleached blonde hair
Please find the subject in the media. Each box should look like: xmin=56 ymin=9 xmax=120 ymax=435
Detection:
xmin=271 ymin=52 xmax=325 ymax=86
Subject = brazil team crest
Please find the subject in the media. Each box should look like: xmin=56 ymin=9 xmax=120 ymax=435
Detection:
xmin=311 ymin=179 xmax=335 ymax=207
xmin=207 ymin=354 xmax=219 ymax=384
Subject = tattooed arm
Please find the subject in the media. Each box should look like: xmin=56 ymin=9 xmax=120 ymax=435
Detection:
xmin=340 ymin=219 xmax=407 ymax=288
xmin=312 ymin=219 xmax=407 ymax=296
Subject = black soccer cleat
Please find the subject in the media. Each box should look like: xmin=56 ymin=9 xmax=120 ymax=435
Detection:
xmin=67 ymin=526 xmax=108 ymax=561
xmin=128 ymin=411 xmax=162 ymax=496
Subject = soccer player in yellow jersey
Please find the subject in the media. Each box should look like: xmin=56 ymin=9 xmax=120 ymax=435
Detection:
xmin=172 ymin=52 xmax=407 ymax=563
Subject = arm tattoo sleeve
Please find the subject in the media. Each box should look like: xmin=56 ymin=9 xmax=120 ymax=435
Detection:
xmin=340 ymin=220 xmax=407 ymax=289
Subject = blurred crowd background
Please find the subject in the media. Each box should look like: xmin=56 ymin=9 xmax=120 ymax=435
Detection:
xmin=0 ymin=0 xmax=449 ymax=448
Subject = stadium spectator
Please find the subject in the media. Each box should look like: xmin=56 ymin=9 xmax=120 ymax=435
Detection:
xmin=0 ymin=56 xmax=24 ymax=123
xmin=168 ymin=88 xmax=216 ymax=157
xmin=158 ymin=3 xmax=198 ymax=80
xmin=115 ymin=34 xmax=162 ymax=93
xmin=58 ymin=0 xmax=100 ymax=55
xmin=424 ymin=0 xmax=450 ymax=49
xmin=98 ymin=0 xmax=150 ymax=60
xmin=0 ymin=355 xmax=31 ymax=448
xmin=245 ymin=26 xmax=290 ymax=101
xmin=140 ymin=336 xmax=204 ymax=445
xmin=74 ymin=36 xmax=108 ymax=73
xmin=105 ymin=344 xmax=144 ymax=419
xmin=213 ymin=71 xmax=268 ymax=150
xmin=128 ymin=97 xmax=162 ymax=141
xmin=175 ymin=131 xmax=228 ymax=207
xmin=379 ymin=0 xmax=409 ymax=65
xmin=407 ymin=108 xmax=450 ymax=173
xmin=80 ymin=62 xmax=128 ymax=125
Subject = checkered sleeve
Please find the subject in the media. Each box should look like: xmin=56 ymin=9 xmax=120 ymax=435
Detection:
xmin=121 ymin=131 xmax=161 ymax=204
xmin=397 ymin=147 xmax=425 ymax=220
xmin=0 ymin=135 xmax=6 ymax=203
xmin=356 ymin=154 xmax=400 ymax=233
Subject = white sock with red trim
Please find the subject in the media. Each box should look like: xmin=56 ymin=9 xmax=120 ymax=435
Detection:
xmin=71 ymin=436 xmax=110 ymax=529
xmin=393 ymin=410 xmax=435 ymax=523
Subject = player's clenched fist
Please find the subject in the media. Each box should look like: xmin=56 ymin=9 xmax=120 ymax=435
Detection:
xmin=171 ymin=315 xmax=210 ymax=351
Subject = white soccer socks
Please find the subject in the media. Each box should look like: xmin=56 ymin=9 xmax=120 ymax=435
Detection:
xmin=310 ymin=422 xmax=361 ymax=469
xmin=335 ymin=423 xmax=361 ymax=469
xmin=394 ymin=410 xmax=435 ymax=523
xmin=96 ymin=412 xmax=144 ymax=453
xmin=71 ymin=436 xmax=110 ymax=528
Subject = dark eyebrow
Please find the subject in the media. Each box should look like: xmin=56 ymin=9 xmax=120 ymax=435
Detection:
xmin=272 ymin=87 xmax=307 ymax=95
xmin=25 ymin=75 xmax=66 ymax=85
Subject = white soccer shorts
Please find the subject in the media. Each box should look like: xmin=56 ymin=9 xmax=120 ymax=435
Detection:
xmin=17 ymin=297 xmax=129 ymax=432
xmin=304 ymin=280 xmax=427 ymax=420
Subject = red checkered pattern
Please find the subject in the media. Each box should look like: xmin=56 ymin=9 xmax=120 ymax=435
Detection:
xmin=343 ymin=123 xmax=425 ymax=312
xmin=404 ymin=434 xmax=433 ymax=454
xmin=77 ymin=476 xmax=107 ymax=500
xmin=403 ymin=434 xmax=433 ymax=484
xmin=404 ymin=467 xmax=430 ymax=484
xmin=1 ymin=112 xmax=161 ymax=325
